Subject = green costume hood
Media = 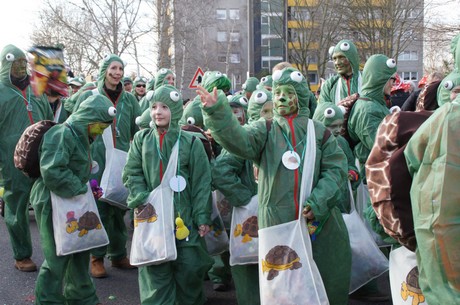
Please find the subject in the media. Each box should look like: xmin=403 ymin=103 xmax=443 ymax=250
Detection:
xmin=331 ymin=40 xmax=360 ymax=77
xmin=451 ymin=33 xmax=460 ymax=71
xmin=122 ymin=76 xmax=132 ymax=85
xmin=227 ymin=93 xmax=249 ymax=110
xmin=97 ymin=54 xmax=124 ymax=88
xmin=437 ymin=72 xmax=460 ymax=106
xmin=272 ymin=67 xmax=311 ymax=117
xmin=313 ymin=102 xmax=345 ymax=127
xmin=133 ymin=76 xmax=147 ymax=88
xmin=242 ymin=77 xmax=259 ymax=94
xmin=360 ymin=54 xmax=397 ymax=104
xmin=154 ymin=68 xmax=175 ymax=89
xmin=150 ymin=85 xmax=183 ymax=131
xmin=202 ymin=71 xmax=231 ymax=92
xmin=0 ymin=44 xmax=27 ymax=86
xmin=146 ymin=77 xmax=155 ymax=91
xmin=135 ymin=108 xmax=152 ymax=129
xmin=180 ymin=97 xmax=204 ymax=128
xmin=257 ymin=75 xmax=273 ymax=90
xmin=247 ymin=87 xmax=273 ymax=123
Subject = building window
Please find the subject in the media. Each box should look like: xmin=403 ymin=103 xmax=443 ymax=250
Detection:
xmin=262 ymin=38 xmax=269 ymax=46
xmin=216 ymin=9 xmax=226 ymax=20
xmin=230 ymin=32 xmax=240 ymax=42
xmin=217 ymin=31 xmax=227 ymax=42
xmin=261 ymin=15 xmax=268 ymax=24
xmin=262 ymin=60 xmax=269 ymax=69
xmin=230 ymin=53 xmax=240 ymax=63
xmin=401 ymin=71 xmax=418 ymax=81
xmin=398 ymin=51 xmax=418 ymax=61
xmin=229 ymin=9 xmax=240 ymax=20
xmin=308 ymin=72 xmax=318 ymax=84
xmin=291 ymin=7 xmax=311 ymax=20
xmin=218 ymin=54 xmax=226 ymax=63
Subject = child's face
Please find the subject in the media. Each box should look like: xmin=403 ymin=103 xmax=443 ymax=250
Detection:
xmin=327 ymin=119 xmax=344 ymax=137
xmin=231 ymin=106 xmax=245 ymax=126
xmin=260 ymin=101 xmax=274 ymax=120
xmin=273 ymin=84 xmax=298 ymax=116
xmin=151 ymin=102 xmax=171 ymax=129
xmin=450 ymin=85 xmax=460 ymax=101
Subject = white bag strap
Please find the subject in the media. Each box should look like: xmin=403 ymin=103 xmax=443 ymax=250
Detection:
xmin=299 ymin=119 xmax=316 ymax=218
xmin=347 ymin=180 xmax=356 ymax=214
xmin=101 ymin=126 xmax=115 ymax=151
xmin=335 ymin=71 xmax=363 ymax=105
xmin=53 ymin=102 xmax=62 ymax=123
xmin=160 ymin=139 xmax=180 ymax=186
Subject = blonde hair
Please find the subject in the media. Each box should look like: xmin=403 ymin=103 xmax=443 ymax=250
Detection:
xmin=272 ymin=62 xmax=292 ymax=74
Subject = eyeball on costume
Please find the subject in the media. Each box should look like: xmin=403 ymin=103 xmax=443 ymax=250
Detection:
xmin=389 ymin=106 xmax=401 ymax=113
xmin=170 ymin=91 xmax=180 ymax=102
xmin=255 ymin=91 xmax=268 ymax=104
xmin=242 ymin=83 xmax=247 ymax=90
xmin=324 ymin=107 xmax=336 ymax=118
xmin=215 ymin=72 xmax=222 ymax=77
xmin=227 ymin=95 xmax=233 ymax=102
xmin=146 ymin=90 xmax=154 ymax=101
xmin=108 ymin=107 xmax=117 ymax=117
xmin=272 ymin=70 xmax=282 ymax=81
xmin=386 ymin=58 xmax=396 ymax=69
xmin=338 ymin=105 xmax=346 ymax=115
xmin=443 ymin=80 xmax=454 ymax=90
xmin=103 ymin=54 xmax=111 ymax=62
xmin=159 ymin=68 xmax=168 ymax=74
xmin=328 ymin=46 xmax=335 ymax=56
xmin=149 ymin=121 xmax=155 ymax=129
xmin=5 ymin=53 xmax=15 ymax=61
xmin=135 ymin=116 xmax=142 ymax=126
xmin=261 ymin=77 xmax=268 ymax=83
xmin=290 ymin=71 xmax=303 ymax=83
xmin=239 ymin=97 xmax=248 ymax=106
xmin=340 ymin=42 xmax=350 ymax=52
xmin=77 ymin=77 xmax=84 ymax=83
xmin=187 ymin=117 xmax=196 ymax=125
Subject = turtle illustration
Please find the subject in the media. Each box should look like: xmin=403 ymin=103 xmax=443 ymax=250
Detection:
xmin=210 ymin=216 xmax=224 ymax=237
xmin=401 ymin=266 xmax=425 ymax=305
xmin=234 ymin=215 xmax=258 ymax=243
xmin=134 ymin=203 xmax=158 ymax=227
xmin=66 ymin=211 xmax=102 ymax=237
xmin=261 ymin=245 xmax=302 ymax=280
xmin=217 ymin=197 xmax=231 ymax=218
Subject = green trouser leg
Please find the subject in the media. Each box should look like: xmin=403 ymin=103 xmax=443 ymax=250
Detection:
xmin=139 ymin=244 xmax=213 ymax=305
xmin=91 ymin=201 xmax=127 ymax=260
xmin=208 ymin=251 xmax=232 ymax=285
xmin=231 ymin=264 xmax=260 ymax=305
xmin=33 ymin=201 xmax=99 ymax=305
xmin=3 ymin=168 xmax=33 ymax=260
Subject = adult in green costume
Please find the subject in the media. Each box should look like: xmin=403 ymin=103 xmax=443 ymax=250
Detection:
xmin=319 ymin=40 xmax=362 ymax=105
xmin=64 ymin=82 xmax=97 ymax=114
xmin=122 ymin=85 xmax=213 ymax=305
xmin=30 ymin=94 xmax=116 ymax=305
xmin=138 ymin=78 xmax=156 ymax=112
xmin=154 ymin=68 xmax=175 ymax=89
xmin=212 ymin=94 xmax=260 ymax=304
xmin=133 ymin=76 xmax=148 ymax=102
xmin=247 ymin=87 xmax=273 ymax=124
xmin=404 ymin=94 xmax=460 ymax=304
xmin=199 ymin=67 xmax=351 ymax=305
xmin=74 ymin=54 xmax=141 ymax=277
xmin=0 ymin=44 xmax=53 ymax=272
xmin=123 ymin=76 xmax=133 ymax=92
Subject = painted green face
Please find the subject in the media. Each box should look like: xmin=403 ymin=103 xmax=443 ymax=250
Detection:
xmin=273 ymin=84 xmax=298 ymax=116
xmin=11 ymin=58 xmax=28 ymax=79
xmin=327 ymin=119 xmax=344 ymax=137
xmin=332 ymin=52 xmax=352 ymax=76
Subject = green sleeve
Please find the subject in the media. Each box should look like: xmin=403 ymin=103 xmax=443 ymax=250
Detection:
xmin=202 ymin=90 xmax=268 ymax=162
xmin=318 ymin=76 xmax=337 ymax=104
xmin=188 ymin=136 xmax=213 ymax=226
xmin=337 ymin=135 xmax=358 ymax=173
xmin=122 ymin=130 xmax=151 ymax=208
xmin=130 ymin=96 xmax=142 ymax=138
xmin=212 ymin=149 xmax=253 ymax=207
xmin=351 ymin=105 xmax=383 ymax=152
xmin=306 ymin=128 xmax=348 ymax=222
xmin=39 ymin=128 xmax=87 ymax=198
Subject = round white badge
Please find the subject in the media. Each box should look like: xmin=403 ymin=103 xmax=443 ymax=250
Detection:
xmin=169 ymin=175 xmax=187 ymax=192
xmin=282 ymin=151 xmax=300 ymax=170
xmin=91 ymin=161 xmax=99 ymax=174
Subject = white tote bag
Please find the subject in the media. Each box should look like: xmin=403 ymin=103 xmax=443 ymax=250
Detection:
xmin=342 ymin=181 xmax=389 ymax=293
xmin=259 ymin=120 xmax=329 ymax=305
xmin=204 ymin=192 xmax=229 ymax=256
xmin=229 ymin=194 xmax=258 ymax=266
xmin=129 ymin=141 xmax=179 ymax=266
xmin=214 ymin=190 xmax=233 ymax=229
xmin=389 ymin=246 xmax=427 ymax=305
xmin=51 ymin=183 xmax=109 ymax=256
xmin=99 ymin=127 xmax=129 ymax=209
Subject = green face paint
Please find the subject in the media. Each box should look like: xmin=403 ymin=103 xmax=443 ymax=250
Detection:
xmin=326 ymin=119 xmax=344 ymax=137
xmin=11 ymin=58 xmax=28 ymax=79
xmin=273 ymin=84 xmax=298 ymax=116
xmin=332 ymin=52 xmax=352 ymax=76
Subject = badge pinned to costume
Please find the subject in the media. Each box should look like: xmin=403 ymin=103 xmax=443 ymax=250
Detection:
xmin=282 ymin=151 xmax=300 ymax=170
xmin=91 ymin=160 xmax=99 ymax=174
xmin=169 ymin=175 xmax=186 ymax=192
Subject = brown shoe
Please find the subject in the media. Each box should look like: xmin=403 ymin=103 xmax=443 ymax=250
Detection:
xmin=90 ymin=256 xmax=107 ymax=278
xmin=111 ymin=257 xmax=136 ymax=269
xmin=15 ymin=258 xmax=37 ymax=272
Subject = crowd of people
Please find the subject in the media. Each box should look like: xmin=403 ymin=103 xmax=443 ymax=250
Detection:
xmin=0 ymin=33 xmax=459 ymax=305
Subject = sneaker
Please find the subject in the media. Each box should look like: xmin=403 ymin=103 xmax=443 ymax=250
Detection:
xmin=90 ymin=256 xmax=107 ymax=278
xmin=15 ymin=258 xmax=37 ymax=272
xmin=213 ymin=283 xmax=230 ymax=292
xmin=111 ymin=257 xmax=136 ymax=269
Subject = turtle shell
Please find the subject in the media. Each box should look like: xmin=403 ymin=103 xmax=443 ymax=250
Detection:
xmin=405 ymin=267 xmax=422 ymax=293
xmin=265 ymin=245 xmax=299 ymax=266
xmin=242 ymin=216 xmax=258 ymax=238
xmin=135 ymin=203 xmax=157 ymax=220
xmin=78 ymin=211 xmax=101 ymax=230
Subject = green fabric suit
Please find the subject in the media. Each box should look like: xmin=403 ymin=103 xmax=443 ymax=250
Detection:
xmin=0 ymin=44 xmax=53 ymax=261
xmin=123 ymin=85 xmax=213 ymax=305
xmin=74 ymin=55 xmax=141 ymax=261
xmin=404 ymin=97 xmax=460 ymax=304
xmin=202 ymin=67 xmax=351 ymax=305
xmin=30 ymin=95 xmax=116 ymax=305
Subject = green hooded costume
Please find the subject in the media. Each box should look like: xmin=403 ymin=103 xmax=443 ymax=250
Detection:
xmin=122 ymin=85 xmax=213 ymax=305
xmin=202 ymin=67 xmax=351 ymax=305
xmin=319 ymin=40 xmax=362 ymax=105
xmin=154 ymin=68 xmax=175 ymax=89
xmin=74 ymin=54 xmax=141 ymax=262
xmin=348 ymin=54 xmax=397 ymax=176
xmin=30 ymin=95 xmax=116 ymax=305
xmin=0 ymin=44 xmax=53 ymax=262
xmin=135 ymin=107 xmax=152 ymax=130
xmin=133 ymin=76 xmax=148 ymax=101
xmin=242 ymin=77 xmax=259 ymax=95
xmin=437 ymin=34 xmax=460 ymax=107
xmin=64 ymin=82 xmax=97 ymax=114
xmin=257 ymin=75 xmax=273 ymax=91
xmin=404 ymin=95 xmax=460 ymax=304
xmin=247 ymin=87 xmax=273 ymax=123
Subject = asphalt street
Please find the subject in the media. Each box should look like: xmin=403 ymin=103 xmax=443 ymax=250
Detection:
xmin=0 ymin=210 xmax=391 ymax=305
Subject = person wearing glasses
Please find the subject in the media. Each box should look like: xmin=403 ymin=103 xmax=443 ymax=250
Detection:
xmin=133 ymin=76 xmax=148 ymax=102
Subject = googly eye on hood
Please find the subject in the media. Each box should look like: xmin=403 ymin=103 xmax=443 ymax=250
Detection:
xmin=386 ymin=58 xmax=397 ymax=69
xmin=254 ymin=91 xmax=268 ymax=104
xmin=340 ymin=42 xmax=350 ymax=51
xmin=312 ymin=101 xmax=344 ymax=126
xmin=324 ymin=107 xmax=336 ymax=118
xmin=444 ymin=80 xmax=454 ymax=90
xmin=290 ymin=71 xmax=304 ymax=83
